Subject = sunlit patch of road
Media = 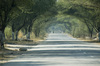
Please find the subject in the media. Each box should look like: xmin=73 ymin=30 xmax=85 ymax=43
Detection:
xmin=1 ymin=33 xmax=100 ymax=66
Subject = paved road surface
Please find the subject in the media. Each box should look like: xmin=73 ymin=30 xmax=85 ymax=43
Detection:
xmin=1 ymin=33 xmax=100 ymax=66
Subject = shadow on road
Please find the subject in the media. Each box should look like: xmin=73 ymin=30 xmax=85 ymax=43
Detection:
xmin=1 ymin=37 xmax=100 ymax=66
xmin=41 ymin=41 xmax=100 ymax=45
xmin=0 ymin=61 xmax=49 ymax=66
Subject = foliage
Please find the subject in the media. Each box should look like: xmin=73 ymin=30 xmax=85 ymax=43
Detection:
xmin=4 ymin=26 xmax=12 ymax=39
xmin=1 ymin=0 xmax=100 ymax=48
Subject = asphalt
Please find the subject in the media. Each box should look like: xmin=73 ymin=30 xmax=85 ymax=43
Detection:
xmin=0 ymin=33 xmax=100 ymax=66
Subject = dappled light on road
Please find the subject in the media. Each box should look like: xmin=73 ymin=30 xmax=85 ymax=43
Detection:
xmin=1 ymin=33 xmax=100 ymax=66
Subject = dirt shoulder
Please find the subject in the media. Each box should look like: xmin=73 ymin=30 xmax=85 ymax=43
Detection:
xmin=0 ymin=49 xmax=27 ymax=63
xmin=0 ymin=40 xmax=42 ymax=63
xmin=78 ymin=38 xmax=100 ymax=45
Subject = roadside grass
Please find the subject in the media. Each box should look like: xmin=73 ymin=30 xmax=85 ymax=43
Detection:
xmin=0 ymin=38 xmax=44 ymax=63
xmin=5 ymin=40 xmax=36 ymax=44
xmin=77 ymin=38 xmax=100 ymax=45
xmin=0 ymin=49 xmax=18 ymax=63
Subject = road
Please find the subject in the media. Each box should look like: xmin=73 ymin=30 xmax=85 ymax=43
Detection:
xmin=1 ymin=33 xmax=100 ymax=66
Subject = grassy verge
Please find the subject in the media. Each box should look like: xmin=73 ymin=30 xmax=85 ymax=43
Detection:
xmin=77 ymin=38 xmax=100 ymax=45
xmin=0 ymin=49 xmax=20 ymax=63
xmin=5 ymin=40 xmax=36 ymax=44
xmin=0 ymin=39 xmax=44 ymax=63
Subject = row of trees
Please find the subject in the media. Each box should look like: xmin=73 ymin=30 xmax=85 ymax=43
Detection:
xmin=35 ymin=0 xmax=100 ymax=39
xmin=38 ymin=0 xmax=100 ymax=39
xmin=0 ymin=0 xmax=100 ymax=49
xmin=55 ymin=0 xmax=100 ymax=38
xmin=0 ymin=0 xmax=56 ymax=49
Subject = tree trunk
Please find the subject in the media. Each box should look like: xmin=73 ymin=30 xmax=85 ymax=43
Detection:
xmin=27 ymin=24 xmax=32 ymax=39
xmin=25 ymin=28 xmax=27 ymax=35
xmin=84 ymin=20 xmax=93 ymax=39
xmin=2 ymin=32 xmax=5 ymax=40
xmin=15 ymin=31 xmax=18 ymax=41
xmin=0 ymin=25 xmax=6 ymax=49
xmin=0 ymin=31 xmax=4 ymax=49
xmin=98 ymin=32 xmax=100 ymax=41
xmin=12 ymin=32 xmax=15 ymax=40
xmin=27 ymin=32 xmax=30 ymax=39
xmin=90 ymin=28 xmax=93 ymax=39
xmin=98 ymin=27 xmax=100 ymax=41
xmin=72 ymin=27 xmax=75 ymax=37
xmin=2 ymin=27 xmax=6 ymax=40
xmin=12 ymin=23 xmax=15 ymax=40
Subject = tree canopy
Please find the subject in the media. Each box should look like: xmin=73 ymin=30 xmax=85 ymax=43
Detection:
xmin=0 ymin=0 xmax=100 ymax=49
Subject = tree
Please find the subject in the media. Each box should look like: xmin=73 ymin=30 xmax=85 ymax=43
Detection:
xmin=0 ymin=0 xmax=35 ymax=49
xmin=56 ymin=0 xmax=100 ymax=39
xmin=0 ymin=0 xmax=17 ymax=49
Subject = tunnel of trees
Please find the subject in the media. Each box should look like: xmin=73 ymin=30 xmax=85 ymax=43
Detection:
xmin=0 ymin=0 xmax=100 ymax=49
